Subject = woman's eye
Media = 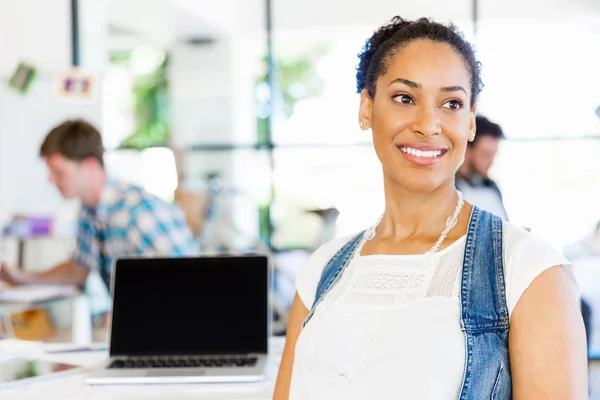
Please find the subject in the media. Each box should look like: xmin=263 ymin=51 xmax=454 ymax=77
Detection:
xmin=442 ymin=99 xmax=464 ymax=110
xmin=393 ymin=94 xmax=414 ymax=104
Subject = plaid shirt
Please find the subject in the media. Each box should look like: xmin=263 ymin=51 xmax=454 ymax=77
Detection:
xmin=73 ymin=177 xmax=199 ymax=288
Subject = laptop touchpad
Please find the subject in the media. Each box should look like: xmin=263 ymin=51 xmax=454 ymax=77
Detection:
xmin=146 ymin=370 xmax=206 ymax=377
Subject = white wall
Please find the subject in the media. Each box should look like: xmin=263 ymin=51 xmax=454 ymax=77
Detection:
xmin=0 ymin=0 xmax=107 ymax=227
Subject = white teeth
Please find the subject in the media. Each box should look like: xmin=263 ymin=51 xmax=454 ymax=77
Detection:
xmin=400 ymin=147 xmax=443 ymax=158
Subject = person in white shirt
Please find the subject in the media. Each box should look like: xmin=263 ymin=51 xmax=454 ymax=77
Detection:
xmin=456 ymin=115 xmax=509 ymax=220
xmin=273 ymin=16 xmax=587 ymax=400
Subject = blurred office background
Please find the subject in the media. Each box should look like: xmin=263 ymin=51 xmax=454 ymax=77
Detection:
xmin=1 ymin=0 xmax=600 ymax=365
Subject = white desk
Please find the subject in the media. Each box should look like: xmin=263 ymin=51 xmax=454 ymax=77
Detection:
xmin=0 ymin=337 xmax=285 ymax=400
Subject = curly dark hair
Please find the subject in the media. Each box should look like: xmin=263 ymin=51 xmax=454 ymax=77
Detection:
xmin=356 ymin=16 xmax=483 ymax=106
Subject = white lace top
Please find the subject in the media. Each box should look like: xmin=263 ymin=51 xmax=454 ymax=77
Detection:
xmin=289 ymin=222 xmax=577 ymax=400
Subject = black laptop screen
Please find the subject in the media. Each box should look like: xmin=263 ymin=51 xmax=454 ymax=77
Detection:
xmin=109 ymin=256 xmax=269 ymax=357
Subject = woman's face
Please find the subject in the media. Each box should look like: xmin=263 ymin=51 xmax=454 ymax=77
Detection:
xmin=359 ymin=39 xmax=476 ymax=193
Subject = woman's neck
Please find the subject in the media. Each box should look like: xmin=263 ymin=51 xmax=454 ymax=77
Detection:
xmin=377 ymin=177 xmax=461 ymax=242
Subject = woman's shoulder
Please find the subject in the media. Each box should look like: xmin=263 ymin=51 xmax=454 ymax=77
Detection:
xmin=295 ymin=232 xmax=361 ymax=308
xmin=303 ymin=232 xmax=362 ymax=277
xmin=500 ymin=220 xmax=575 ymax=316
xmin=501 ymin=220 xmax=536 ymax=247
xmin=315 ymin=232 xmax=360 ymax=258
xmin=501 ymin=220 xmax=566 ymax=259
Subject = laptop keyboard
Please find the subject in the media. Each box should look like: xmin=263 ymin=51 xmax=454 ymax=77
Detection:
xmin=108 ymin=356 xmax=258 ymax=369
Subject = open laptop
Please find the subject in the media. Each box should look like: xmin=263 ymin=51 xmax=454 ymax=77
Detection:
xmin=86 ymin=255 xmax=270 ymax=385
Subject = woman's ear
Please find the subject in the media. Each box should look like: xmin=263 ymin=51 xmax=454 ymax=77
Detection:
xmin=468 ymin=106 xmax=476 ymax=142
xmin=358 ymin=89 xmax=373 ymax=130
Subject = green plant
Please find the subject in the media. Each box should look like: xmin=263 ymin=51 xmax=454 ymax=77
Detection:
xmin=115 ymin=51 xmax=170 ymax=150
xmin=255 ymin=45 xmax=329 ymax=143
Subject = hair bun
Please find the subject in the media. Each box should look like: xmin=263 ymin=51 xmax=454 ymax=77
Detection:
xmin=356 ymin=16 xmax=412 ymax=93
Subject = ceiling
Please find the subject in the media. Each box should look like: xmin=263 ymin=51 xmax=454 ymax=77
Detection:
xmin=106 ymin=0 xmax=600 ymax=50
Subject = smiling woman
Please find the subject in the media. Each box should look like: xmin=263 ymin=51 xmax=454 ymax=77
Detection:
xmin=359 ymin=28 xmax=477 ymax=194
xmin=273 ymin=16 xmax=588 ymax=400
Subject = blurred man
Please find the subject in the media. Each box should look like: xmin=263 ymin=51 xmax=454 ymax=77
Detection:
xmin=0 ymin=119 xmax=198 ymax=290
xmin=456 ymin=115 xmax=509 ymax=220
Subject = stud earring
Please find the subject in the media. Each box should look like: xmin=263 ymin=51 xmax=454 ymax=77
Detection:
xmin=360 ymin=121 xmax=365 ymax=128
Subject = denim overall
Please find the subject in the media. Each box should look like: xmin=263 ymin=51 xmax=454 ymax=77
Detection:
xmin=302 ymin=206 xmax=512 ymax=399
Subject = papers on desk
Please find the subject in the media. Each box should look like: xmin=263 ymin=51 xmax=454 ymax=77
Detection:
xmin=0 ymin=339 xmax=42 ymax=362
xmin=0 ymin=357 xmax=84 ymax=390
xmin=0 ymin=285 xmax=78 ymax=303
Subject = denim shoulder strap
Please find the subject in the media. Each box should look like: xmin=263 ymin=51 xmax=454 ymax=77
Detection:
xmin=302 ymin=232 xmax=364 ymax=328
xmin=459 ymin=206 xmax=512 ymax=400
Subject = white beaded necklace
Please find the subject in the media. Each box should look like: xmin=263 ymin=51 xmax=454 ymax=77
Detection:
xmin=361 ymin=190 xmax=464 ymax=256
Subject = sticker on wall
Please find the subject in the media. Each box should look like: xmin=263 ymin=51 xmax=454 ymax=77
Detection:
xmin=55 ymin=69 xmax=95 ymax=101
xmin=8 ymin=62 xmax=37 ymax=94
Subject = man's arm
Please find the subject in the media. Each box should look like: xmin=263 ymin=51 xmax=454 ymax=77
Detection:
xmin=0 ymin=207 xmax=95 ymax=287
xmin=0 ymin=260 xmax=90 ymax=286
